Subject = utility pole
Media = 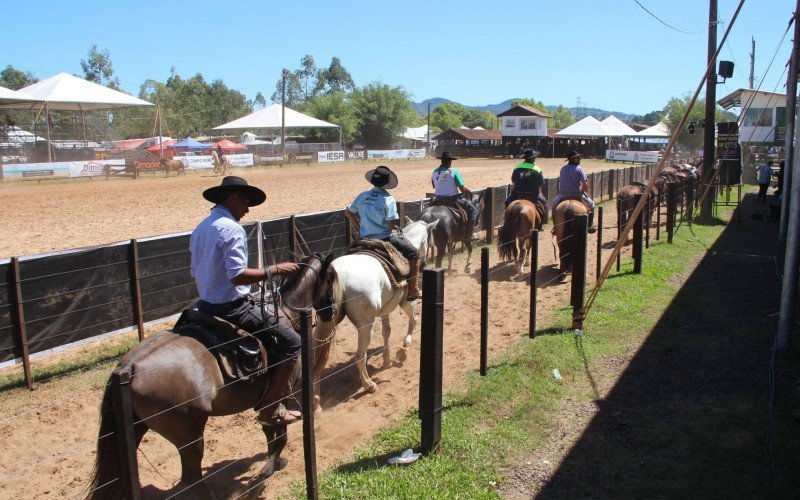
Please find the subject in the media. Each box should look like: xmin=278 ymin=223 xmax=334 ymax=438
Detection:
xmin=700 ymin=0 xmax=718 ymax=220
xmin=780 ymin=8 xmax=800 ymax=249
xmin=427 ymin=102 xmax=431 ymax=156
xmin=749 ymin=37 xmax=755 ymax=89
xmin=281 ymin=69 xmax=287 ymax=160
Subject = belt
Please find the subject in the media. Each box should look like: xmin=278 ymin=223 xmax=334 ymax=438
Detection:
xmin=198 ymin=295 xmax=247 ymax=312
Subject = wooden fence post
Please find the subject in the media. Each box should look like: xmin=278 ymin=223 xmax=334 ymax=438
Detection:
xmin=10 ymin=257 xmax=33 ymax=390
xmin=128 ymin=239 xmax=145 ymax=341
xmin=633 ymin=194 xmax=643 ymax=274
xmin=480 ymin=248 xmax=489 ymax=375
xmin=299 ymin=310 xmax=318 ymax=500
xmin=484 ymin=191 xmax=494 ymax=244
xmin=686 ymin=176 xmax=695 ymax=225
xmin=570 ymin=215 xmax=588 ymax=330
xmin=289 ymin=215 xmax=297 ymax=259
xmin=529 ymin=230 xmax=539 ymax=338
xmin=667 ymin=182 xmax=677 ymax=244
xmin=419 ymin=268 xmax=444 ymax=454
xmin=111 ymin=369 xmax=141 ymax=500
xmin=596 ymin=207 xmax=603 ymax=281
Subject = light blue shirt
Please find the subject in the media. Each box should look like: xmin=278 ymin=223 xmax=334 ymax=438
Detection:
xmin=189 ymin=205 xmax=251 ymax=304
xmin=758 ymin=163 xmax=774 ymax=184
xmin=348 ymin=187 xmax=399 ymax=239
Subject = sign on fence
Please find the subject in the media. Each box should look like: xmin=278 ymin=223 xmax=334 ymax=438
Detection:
xmin=367 ymin=149 xmax=426 ymax=160
xmin=317 ymin=151 xmax=345 ymax=163
xmin=226 ymin=153 xmax=255 ymax=167
xmin=348 ymin=150 xmax=366 ymax=160
xmin=2 ymin=160 xmax=126 ymax=180
xmin=605 ymin=150 xmax=659 ymax=163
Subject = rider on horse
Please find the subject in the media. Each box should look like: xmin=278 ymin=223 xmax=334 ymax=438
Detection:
xmin=190 ymin=176 xmax=303 ymax=426
xmin=431 ymin=151 xmax=480 ymax=228
xmin=505 ymin=149 xmax=548 ymax=226
xmin=552 ymin=151 xmax=597 ymax=233
xmin=345 ymin=166 xmax=422 ymax=301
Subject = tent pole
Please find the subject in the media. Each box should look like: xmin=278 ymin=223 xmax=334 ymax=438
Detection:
xmin=81 ymin=108 xmax=87 ymax=149
xmin=158 ymin=107 xmax=164 ymax=159
xmin=281 ymin=69 xmax=287 ymax=159
xmin=45 ymin=102 xmax=52 ymax=163
xmin=338 ymin=126 xmax=342 ymax=150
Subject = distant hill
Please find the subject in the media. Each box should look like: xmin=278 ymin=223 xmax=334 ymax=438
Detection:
xmin=412 ymin=98 xmax=635 ymax=121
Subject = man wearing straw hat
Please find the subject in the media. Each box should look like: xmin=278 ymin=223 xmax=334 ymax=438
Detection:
xmin=190 ymin=175 xmax=303 ymax=426
xmin=505 ymin=149 xmax=548 ymax=224
xmin=553 ymin=151 xmax=597 ymax=233
xmin=345 ymin=165 xmax=422 ymax=301
xmin=430 ymin=151 xmax=480 ymax=227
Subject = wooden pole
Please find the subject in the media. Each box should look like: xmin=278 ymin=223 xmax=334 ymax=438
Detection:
xmin=529 ymin=230 xmax=539 ymax=338
xmin=570 ymin=215 xmax=588 ymax=329
xmin=667 ymin=182 xmax=677 ymax=244
xmin=289 ymin=215 xmax=297 ymax=259
xmin=111 ymin=369 xmax=141 ymax=500
xmin=484 ymin=190 xmax=494 ymax=244
xmin=419 ymin=268 xmax=444 ymax=454
xmin=596 ymin=207 xmax=603 ymax=280
xmin=10 ymin=257 xmax=33 ymax=390
xmin=299 ymin=310 xmax=318 ymax=500
xmin=480 ymin=248 xmax=489 ymax=375
xmin=128 ymin=239 xmax=145 ymax=341
xmin=633 ymin=194 xmax=643 ymax=274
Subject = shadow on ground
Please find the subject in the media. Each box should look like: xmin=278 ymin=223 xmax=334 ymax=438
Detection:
xmin=536 ymin=193 xmax=800 ymax=498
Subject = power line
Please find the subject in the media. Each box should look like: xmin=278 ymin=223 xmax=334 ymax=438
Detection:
xmin=632 ymin=0 xmax=703 ymax=35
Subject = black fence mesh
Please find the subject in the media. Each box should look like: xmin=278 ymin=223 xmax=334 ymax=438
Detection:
xmin=294 ymin=210 xmax=348 ymax=258
xmin=0 ymin=261 xmax=15 ymax=363
xmin=262 ymin=217 xmax=293 ymax=266
xmin=138 ymin=234 xmax=197 ymax=323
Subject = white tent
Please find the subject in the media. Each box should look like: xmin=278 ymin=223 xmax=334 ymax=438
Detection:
xmin=0 ymin=85 xmax=43 ymax=106
xmin=555 ymin=116 xmax=614 ymax=137
xmin=402 ymin=124 xmax=432 ymax=140
xmin=600 ymin=115 xmax=637 ymax=136
xmin=636 ymin=121 xmax=670 ymax=137
xmin=240 ymin=131 xmax=273 ymax=145
xmin=214 ymin=103 xmax=338 ymax=130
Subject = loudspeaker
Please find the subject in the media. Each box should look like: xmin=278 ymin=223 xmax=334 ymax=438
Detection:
xmin=718 ymin=60 xmax=734 ymax=79
xmin=717 ymin=121 xmax=739 ymax=135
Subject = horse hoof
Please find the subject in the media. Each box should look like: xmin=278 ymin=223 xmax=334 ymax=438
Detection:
xmin=396 ymin=347 xmax=407 ymax=363
xmin=366 ymin=382 xmax=378 ymax=393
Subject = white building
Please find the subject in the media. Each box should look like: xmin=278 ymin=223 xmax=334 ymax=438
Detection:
xmin=717 ymin=89 xmax=788 ymax=145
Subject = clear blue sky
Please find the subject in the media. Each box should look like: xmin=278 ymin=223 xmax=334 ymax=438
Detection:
xmin=2 ymin=0 xmax=795 ymax=115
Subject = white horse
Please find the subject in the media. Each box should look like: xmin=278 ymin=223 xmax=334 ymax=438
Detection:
xmin=212 ymin=150 xmax=232 ymax=175
xmin=311 ymin=218 xmax=438 ymax=411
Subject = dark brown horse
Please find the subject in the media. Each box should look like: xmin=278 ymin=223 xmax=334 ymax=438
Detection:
xmin=161 ymin=158 xmax=186 ymax=177
xmin=419 ymin=191 xmax=484 ymax=273
xmin=552 ymin=199 xmax=589 ymax=272
xmin=616 ymin=176 xmax=665 ymax=229
xmin=497 ymin=199 xmax=540 ymax=280
xmin=87 ymin=253 xmax=333 ymax=500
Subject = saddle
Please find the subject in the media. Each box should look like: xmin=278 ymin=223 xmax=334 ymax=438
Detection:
xmin=430 ymin=196 xmax=469 ymax=224
xmin=173 ymin=309 xmax=269 ymax=382
xmin=560 ymin=195 xmax=593 ymax=213
xmin=347 ymin=238 xmax=410 ymax=288
xmin=631 ymin=181 xmax=648 ymax=192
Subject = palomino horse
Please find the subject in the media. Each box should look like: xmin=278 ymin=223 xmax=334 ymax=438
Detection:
xmin=161 ymin=158 xmax=186 ymax=177
xmin=419 ymin=191 xmax=484 ymax=273
xmin=310 ymin=219 xmax=436 ymax=411
xmin=212 ymin=150 xmax=232 ymax=175
xmin=87 ymin=253 xmax=333 ymax=500
xmin=497 ymin=199 xmax=540 ymax=280
xmin=552 ymin=199 xmax=589 ymax=273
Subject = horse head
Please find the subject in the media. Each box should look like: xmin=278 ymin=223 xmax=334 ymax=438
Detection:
xmin=280 ymin=252 xmax=334 ymax=313
xmin=470 ymin=190 xmax=486 ymax=227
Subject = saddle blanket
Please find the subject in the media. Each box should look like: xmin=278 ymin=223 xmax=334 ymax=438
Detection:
xmin=348 ymin=239 xmax=410 ymax=288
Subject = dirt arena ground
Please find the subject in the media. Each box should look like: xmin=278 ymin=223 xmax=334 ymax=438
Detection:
xmin=0 ymin=157 xmax=639 ymax=498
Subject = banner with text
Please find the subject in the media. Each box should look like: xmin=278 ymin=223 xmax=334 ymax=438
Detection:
xmin=317 ymin=151 xmax=345 ymax=162
xmin=2 ymin=160 xmax=127 ymax=180
xmin=605 ymin=150 xmax=659 ymax=163
xmin=367 ymin=149 xmax=426 ymax=160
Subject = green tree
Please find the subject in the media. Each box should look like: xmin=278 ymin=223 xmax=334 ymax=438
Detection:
xmin=512 ymin=98 xmax=548 ymax=113
xmin=304 ymin=90 xmax=357 ymax=144
xmin=316 ymin=57 xmax=355 ymax=95
xmin=271 ymin=55 xmax=321 ymax=108
xmin=550 ymin=105 xmax=575 ymax=129
xmin=350 ymin=82 xmax=416 ymax=148
xmin=663 ymin=95 xmax=730 ymax=151
xmin=0 ymin=65 xmax=37 ymax=90
xmin=430 ymin=102 xmax=467 ymax=131
xmin=252 ymin=92 xmax=267 ymax=109
xmin=81 ymin=45 xmax=120 ymax=89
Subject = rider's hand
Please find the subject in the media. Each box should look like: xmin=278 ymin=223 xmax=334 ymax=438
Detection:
xmin=269 ymin=263 xmax=299 ymax=277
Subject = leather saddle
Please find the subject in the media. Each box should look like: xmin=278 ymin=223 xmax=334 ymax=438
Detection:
xmin=347 ymin=238 xmax=410 ymax=288
xmin=430 ymin=196 xmax=468 ymax=225
xmin=173 ymin=309 xmax=269 ymax=382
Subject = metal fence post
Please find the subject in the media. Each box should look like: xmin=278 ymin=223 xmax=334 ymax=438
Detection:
xmin=596 ymin=207 xmax=603 ymax=280
xmin=645 ymin=193 xmax=651 ymax=249
xmin=299 ymin=310 xmax=318 ymax=500
xmin=419 ymin=268 xmax=444 ymax=454
xmin=128 ymin=239 xmax=145 ymax=341
xmin=10 ymin=257 xmax=33 ymax=389
xmin=667 ymin=182 xmax=677 ymax=244
xmin=616 ymin=201 xmax=621 ymax=272
xmin=570 ymin=215 xmax=588 ymax=330
xmin=111 ymin=369 xmax=141 ymax=500
xmin=633 ymin=194 xmax=643 ymax=274
xmin=480 ymin=248 xmax=488 ymax=375
xmin=529 ymin=230 xmax=539 ymax=338
xmin=656 ymin=193 xmax=661 ymax=241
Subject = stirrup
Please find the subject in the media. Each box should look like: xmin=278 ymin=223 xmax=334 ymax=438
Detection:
xmin=257 ymin=403 xmax=302 ymax=426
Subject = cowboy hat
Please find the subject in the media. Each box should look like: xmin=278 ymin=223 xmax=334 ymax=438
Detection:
xmin=436 ymin=151 xmax=459 ymax=161
xmin=523 ymin=149 xmax=541 ymax=160
xmin=566 ymin=151 xmax=582 ymax=161
xmin=364 ymin=165 xmax=398 ymax=189
xmin=203 ymin=176 xmax=266 ymax=206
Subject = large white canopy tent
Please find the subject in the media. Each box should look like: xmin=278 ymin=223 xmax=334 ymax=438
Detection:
xmin=600 ymin=115 xmax=638 ymax=136
xmin=214 ymin=103 xmax=341 ymax=149
xmin=555 ymin=116 xmax=615 ymax=138
xmin=0 ymin=73 xmax=153 ymax=161
xmin=632 ymin=121 xmax=670 ymax=147
xmin=0 ymin=85 xmax=43 ymax=106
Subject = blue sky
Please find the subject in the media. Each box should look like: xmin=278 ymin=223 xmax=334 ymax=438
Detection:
xmin=2 ymin=0 xmax=795 ymax=115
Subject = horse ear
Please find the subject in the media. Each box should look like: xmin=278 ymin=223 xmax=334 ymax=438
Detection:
xmin=426 ymin=219 xmax=439 ymax=231
xmin=324 ymin=252 xmax=334 ymax=265
xmin=405 ymin=215 xmax=413 ymax=225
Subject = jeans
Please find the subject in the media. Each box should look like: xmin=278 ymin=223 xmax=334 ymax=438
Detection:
xmin=384 ymin=231 xmax=419 ymax=260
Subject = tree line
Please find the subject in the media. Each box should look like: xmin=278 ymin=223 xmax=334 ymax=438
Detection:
xmin=1 ymin=46 xmax=733 ymax=149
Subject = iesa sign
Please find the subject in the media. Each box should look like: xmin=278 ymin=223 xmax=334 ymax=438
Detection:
xmin=317 ymin=151 xmax=345 ymax=163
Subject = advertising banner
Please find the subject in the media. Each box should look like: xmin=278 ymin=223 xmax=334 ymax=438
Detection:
xmin=605 ymin=150 xmax=659 ymax=163
xmin=68 ymin=160 xmax=126 ymax=177
xmin=175 ymin=155 xmax=214 ymax=169
xmin=226 ymin=153 xmax=254 ymax=167
xmin=317 ymin=151 xmax=345 ymax=163
xmin=366 ymin=149 xmax=426 ymax=160
xmin=2 ymin=160 xmax=126 ymax=180
xmin=348 ymin=150 xmax=366 ymax=160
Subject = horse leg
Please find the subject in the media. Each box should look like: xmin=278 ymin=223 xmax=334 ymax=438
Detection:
xmin=158 ymin=416 xmax=212 ymax=499
xmin=446 ymin=242 xmax=455 ymax=273
xmin=463 ymin=237 xmax=473 ymax=273
xmin=353 ymin=319 xmax=378 ymax=393
xmin=380 ymin=315 xmax=392 ymax=369
xmin=395 ymin=298 xmax=417 ymax=363
xmin=435 ymin=243 xmax=445 ymax=269
xmin=241 ymin=424 xmax=288 ymax=499
xmin=311 ymin=320 xmax=336 ymax=413
xmin=514 ymin=237 xmax=524 ymax=280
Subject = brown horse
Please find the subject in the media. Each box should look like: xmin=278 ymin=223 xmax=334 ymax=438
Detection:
xmin=552 ymin=199 xmax=589 ymax=273
xmin=87 ymin=253 xmax=333 ymax=500
xmin=497 ymin=199 xmax=540 ymax=280
xmin=161 ymin=158 xmax=186 ymax=177
xmin=616 ymin=176 xmax=665 ymax=229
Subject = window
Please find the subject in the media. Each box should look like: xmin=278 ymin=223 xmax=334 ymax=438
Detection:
xmin=520 ymin=118 xmax=538 ymax=130
xmin=743 ymin=108 xmax=773 ymax=127
xmin=504 ymin=118 xmax=516 ymax=128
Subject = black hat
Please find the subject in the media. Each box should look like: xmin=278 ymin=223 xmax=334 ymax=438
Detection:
xmin=202 ymin=176 xmax=266 ymax=206
xmin=566 ymin=151 xmax=582 ymax=161
xmin=523 ymin=149 xmax=540 ymax=160
xmin=364 ymin=165 xmax=398 ymax=189
xmin=436 ymin=151 xmax=459 ymax=161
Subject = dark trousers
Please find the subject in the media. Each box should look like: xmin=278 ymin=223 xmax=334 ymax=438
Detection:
xmin=198 ymin=294 xmax=301 ymax=362
xmin=434 ymin=195 xmax=479 ymax=224
xmin=757 ymin=183 xmax=770 ymax=204
xmin=384 ymin=231 xmax=419 ymax=260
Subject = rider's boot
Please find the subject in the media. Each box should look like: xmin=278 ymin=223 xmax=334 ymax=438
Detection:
xmin=406 ymin=259 xmax=421 ymax=301
xmin=256 ymin=357 xmax=301 ymax=426
xmin=588 ymin=210 xmax=597 ymax=234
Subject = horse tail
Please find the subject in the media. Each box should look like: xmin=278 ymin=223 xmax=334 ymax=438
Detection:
xmin=87 ymin=372 xmax=129 ymax=500
xmin=498 ymin=203 xmax=523 ymax=262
